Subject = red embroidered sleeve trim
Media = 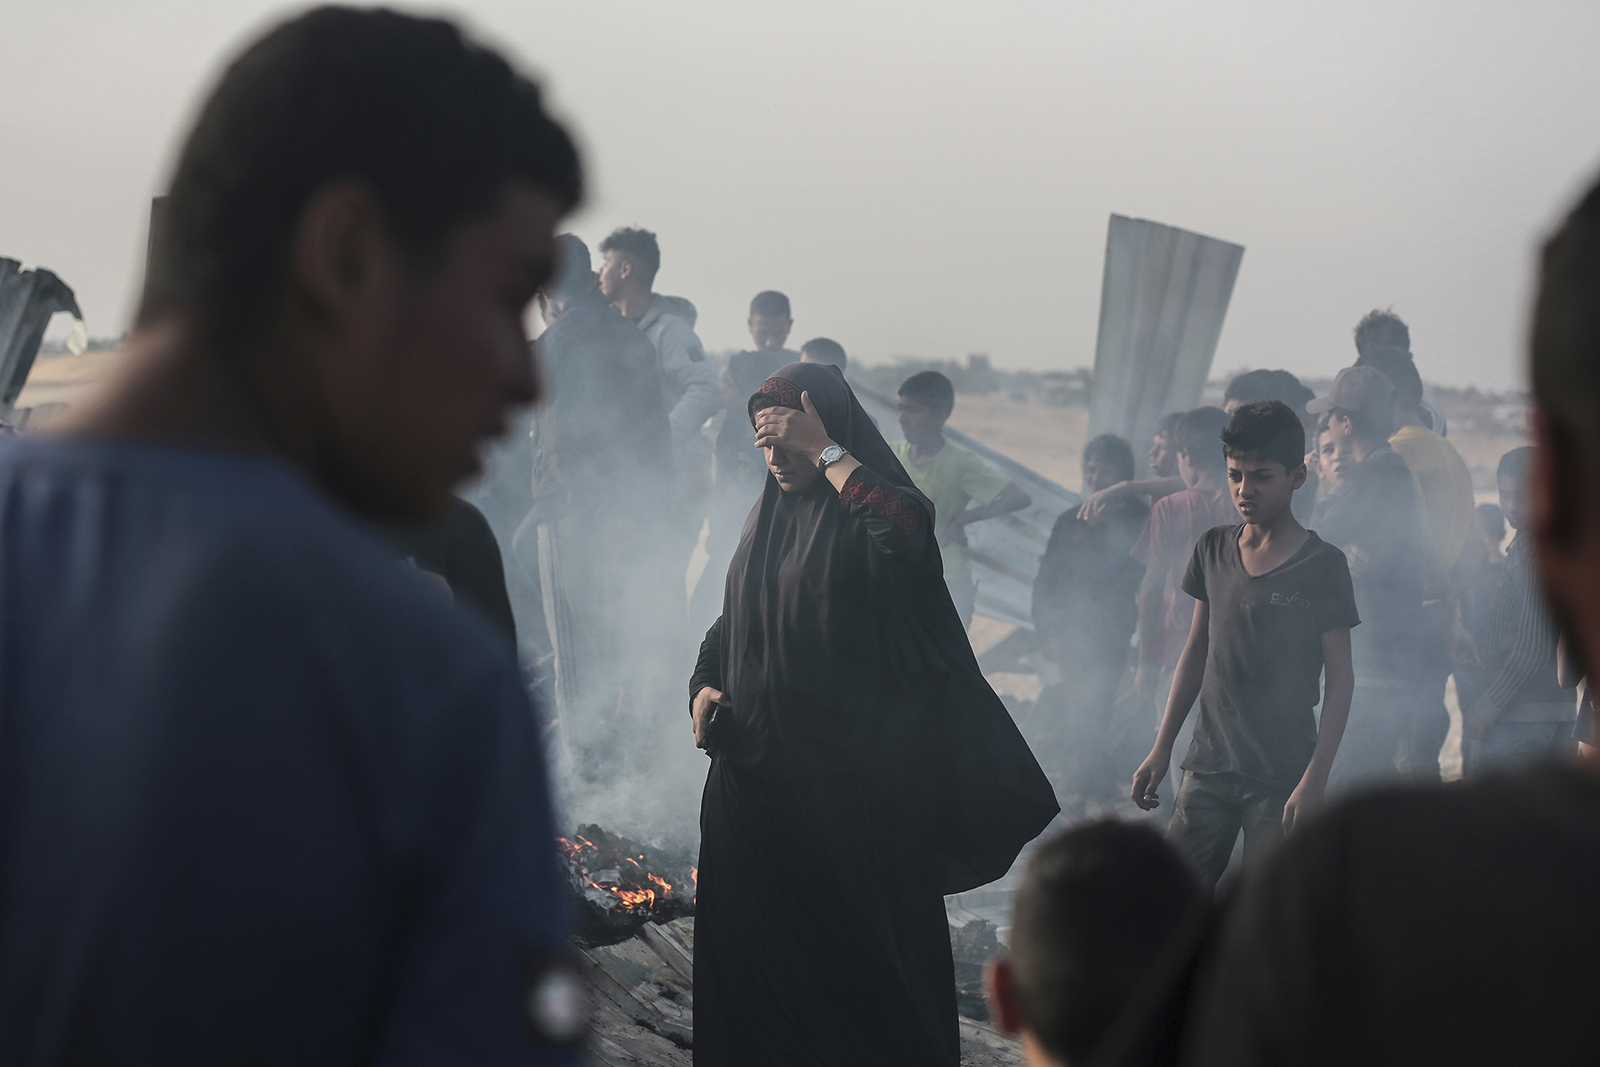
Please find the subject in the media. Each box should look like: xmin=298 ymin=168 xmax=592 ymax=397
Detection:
xmin=840 ymin=472 xmax=921 ymax=534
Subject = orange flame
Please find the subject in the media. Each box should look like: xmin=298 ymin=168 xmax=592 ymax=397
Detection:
xmin=560 ymin=833 xmax=686 ymax=912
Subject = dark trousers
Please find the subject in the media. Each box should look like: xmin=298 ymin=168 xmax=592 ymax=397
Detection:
xmin=1329 ymin=680 xmax=1429 ymax=800
xmin=1463 ymin=719 xmax=1575 ymax=778
xmin=1398 ymin=668 xmax=1450 ymax=784
xmin=1166 ymin=770 xmax=1291 ymax=896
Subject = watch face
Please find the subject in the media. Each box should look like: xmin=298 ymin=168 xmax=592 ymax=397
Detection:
xmin=821 ymin=446 xmax=845 ymax=465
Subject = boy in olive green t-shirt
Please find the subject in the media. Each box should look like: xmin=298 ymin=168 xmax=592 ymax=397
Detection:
xmin=894 ymin=371 xmax=1031 ymax=628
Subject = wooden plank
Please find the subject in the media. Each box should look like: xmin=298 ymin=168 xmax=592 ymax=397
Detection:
xmin=587 ymin=938 xmax=693 ymax=1045
xmin=0 ymin=259 xmax=81 ymax=417
xmin=639 ymin=921 xmax=695 ymax=983
xmin=960 ymin=1017 xmax=1026 ymax=1066
xmin=661 ymin=916 xmax=695 ymax=956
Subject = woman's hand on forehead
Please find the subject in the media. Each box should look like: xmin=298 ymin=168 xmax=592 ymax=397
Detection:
xmin=754 ymin=391 xmax=835 ymax=464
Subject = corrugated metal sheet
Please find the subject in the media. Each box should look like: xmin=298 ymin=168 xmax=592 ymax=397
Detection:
xmin=854 ymin=385 xmax=1080 ymax=631
xmin=0 ymin=258 xmax=82 ymax=417
xmin=1087 ymin=215 xmax=1244 ymax=446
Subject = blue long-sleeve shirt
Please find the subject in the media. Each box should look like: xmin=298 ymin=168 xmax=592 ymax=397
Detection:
xmin=0 ymin=437 xmax=578 ymax=1066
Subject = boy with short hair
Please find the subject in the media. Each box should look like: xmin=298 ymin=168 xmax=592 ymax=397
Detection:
xmin=1030 ymin=435 xmax=1150 ymax=784
xmin=1132 ymin=401 xmax=1357 ymax=894
xmin=799 ymin=336 xmax=848 ymax=372
xmin=1150 ymin=411 xmax=1184 ymax=479
xmin=1313 ymin=411 xmax=1354 ymax=493
xmin=894 ymin=370 xmax=1031 ymax=628
xmin=1130 ymin=407 xmax=1239 ymax=709
xmin=985 ymin=821 xmax=1204 ymax=1067
xmin=1073 ymin=411 xmax=1186 ymax=523
xmin=1160 ymin=177 xmax=1600 ymax=1067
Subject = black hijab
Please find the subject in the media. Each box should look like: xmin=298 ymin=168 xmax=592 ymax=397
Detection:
xmin=714 ymin=362 xmax=1058 ymax=893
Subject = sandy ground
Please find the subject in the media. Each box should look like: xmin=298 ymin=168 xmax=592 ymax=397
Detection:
xmin=944 ymin=394 xmax=1090 ymax=490
xmin=13 ymin=349 xmax=120 ymax=420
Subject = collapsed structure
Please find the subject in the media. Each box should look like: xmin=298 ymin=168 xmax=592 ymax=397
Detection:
xmin=0 ymin=258 xmax=82 ymax=427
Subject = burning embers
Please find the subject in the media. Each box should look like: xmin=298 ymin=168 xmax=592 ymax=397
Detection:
xmin=559 ymin=823 xmax=697 ymax=946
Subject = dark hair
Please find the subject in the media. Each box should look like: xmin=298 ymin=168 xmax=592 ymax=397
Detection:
xmin=1223 ymin=369 xmax=1280 ymax=405
xmin=138 ymin=6 xmax=581 ymax=350
xmin=544 ymin=233 xmax=591 ymax=297
xmin=1315 ymin=410 xmax=1334 ymax=436
xmin=1174 ymin=406 xmax=1231 ymax=475
xmin=1221 ymin=400 xmax=1306 ymax=472
xmin=800 ymin=337 xmax=847 ymax=371
xmin=1476 ymin=502 xmax=1506 ymax=544
xmin=899 ymin=370 xmax=955 ymax=415
xmin=1354 ymin=308 xmax=1411 ymax=355
xmin=1156 ymin=411 xmax=1184 ymax=439
xmin=1083 ymin=433 xmax=1137 ymax=484
xmin=1532 ymin=176 xmax=1600 ymax=477
xmin=1355 ymin=345 xmax=1425 ymax=410
xmin=598 ymin=227 xmax=661 ymax=282
xmin=1008 ymin=822 xmax=1202 ymax=1066
xmin=1499 ymin=445 xmax=1535 ymax=482
xmin=1224 ymin=369 xmax=1315 ymax=430
xmin=750 ymin=290 xmax=791 ymax=319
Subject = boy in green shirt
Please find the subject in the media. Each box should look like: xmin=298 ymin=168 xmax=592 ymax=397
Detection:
xmin=893 ymin=371 xmax=1031 ymax=628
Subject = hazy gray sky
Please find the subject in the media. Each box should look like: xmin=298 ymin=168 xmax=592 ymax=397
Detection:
xmin=5 ymin=0 xmax=1599 ymax=389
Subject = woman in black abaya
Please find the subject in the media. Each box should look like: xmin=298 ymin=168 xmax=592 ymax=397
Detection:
xmin=690 ymin=363 xmax=1058 ymax=1066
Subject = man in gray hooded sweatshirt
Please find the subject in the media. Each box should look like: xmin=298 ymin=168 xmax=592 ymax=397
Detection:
xmin=597 ymin=227 xmax=721 ymax=459
xmin=598 ymin=227 xmax=721 ymax=593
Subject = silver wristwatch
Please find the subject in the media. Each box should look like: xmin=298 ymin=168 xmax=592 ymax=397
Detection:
xmin=817 ymin=444 xmax=849 ymax=471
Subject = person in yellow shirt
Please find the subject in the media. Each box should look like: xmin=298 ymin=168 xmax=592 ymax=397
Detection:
xmin=1355 ymin=346 xmax=1475 ymax=572
xmin=893 ymin=371 xmax=1031 ymax=629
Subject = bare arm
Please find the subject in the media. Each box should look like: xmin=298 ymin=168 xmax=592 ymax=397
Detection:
xmin=1135 ymin=563 xmax=1167 ymax=687
xmin=1283 ymin=627 xmax=1354 ymax=831
xmin=1559 ymin=633 xmax=1584 ymax=690
xmin=1132 ymin=598 xmax=1209 ymax=809
xmin=1078 ymin=475 xmax=1185 ymax=523
xmin=948 ymin=482 xmax=1031 ymax=529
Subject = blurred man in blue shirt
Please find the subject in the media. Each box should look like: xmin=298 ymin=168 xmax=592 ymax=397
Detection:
xmin=0 ymin=8 xmax=585 ymax=1064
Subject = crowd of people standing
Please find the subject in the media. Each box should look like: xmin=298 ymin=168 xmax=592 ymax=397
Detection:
xmin=986 ymin=290 xmax=1599 ymax=1065
xmin=1027 ymin=310 xmax=1567 ymax=816
xmin=506 ymin=201 xmax=1580 ymax=1062
xmin=3 ymin=6 xmax=1599 ymax=1066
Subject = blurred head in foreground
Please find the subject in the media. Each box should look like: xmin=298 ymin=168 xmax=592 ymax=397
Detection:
xmin=1529 ymin=176 xmax=1600 ymax=672
xmin=131 ymin=6 xmax=581 ymax=522
xmin=987 ymin=821 xmax=1202 ymax=1067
